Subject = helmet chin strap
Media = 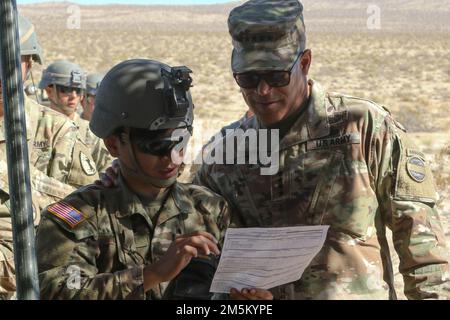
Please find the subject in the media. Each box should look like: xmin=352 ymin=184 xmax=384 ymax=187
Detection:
xmin=28 ymin=69 xmax=40 ymax=103
xmin=121 ymin=131 xmax=177 ymax=189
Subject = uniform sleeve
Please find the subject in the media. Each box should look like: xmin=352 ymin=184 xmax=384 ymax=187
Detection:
xmin=200 ymin=194 xmax=231 ymax=248
xmin=33 ymin=118 xmax=77 ymax=184
xmin=193 ymin=164 xmax=221 ymax=195
xmin=90 ymin=137 xmax=114 ymax=174
xmin=0 ymin=157 xmax=75 ymax=225
xmin=36 ymin=211 xmax=145 ymax=300
xmin=30 ymin=166 xmax=75 ymax=202
xmin=371 ymin=116 xmax=450 ymax=299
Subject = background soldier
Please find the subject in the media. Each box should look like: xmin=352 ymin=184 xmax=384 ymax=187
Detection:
xmin=39 ymin=61 xmax=113 ymax=174
xmin=194 ymin=0 xmax=450 ymax=300
xmin=81 ymin=72 xmax=104 ymax=121
xmin=0 ymin=13 xmax=87 ymax=299
xmin=36 ymin=59 xmax=229 ymax=300
xmin=39 ymin=60 xmax=85 ymax=121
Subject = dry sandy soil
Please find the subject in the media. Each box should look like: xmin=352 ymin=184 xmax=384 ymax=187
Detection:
xmin=18 ymin=0 xmax=450 ymax=299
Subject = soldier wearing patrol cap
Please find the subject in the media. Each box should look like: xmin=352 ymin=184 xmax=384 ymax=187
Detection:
xmin=193 ymin=0 xmax=450 ymax=300
xmin=81 ymin=72 xmax=104 ymax=121
xmin=39 ymin=61 xmax=113 ymax=175
xmin=36 ymin=59 xmax=229 ymax=300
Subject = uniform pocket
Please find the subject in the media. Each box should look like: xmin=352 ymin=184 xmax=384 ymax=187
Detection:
xmin=301 ymin=150 xmax=343 ymax=225
xmin=110 ymin=215 xmax=141 ymax=267
xmin=322 ymin=157 xmax=378 ymax=240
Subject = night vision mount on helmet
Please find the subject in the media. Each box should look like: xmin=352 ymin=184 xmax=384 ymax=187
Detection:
xmin=90 ymin=59 xmax=194 ymax=139
xmin=38 ymin=60 xmax=86 ymax=90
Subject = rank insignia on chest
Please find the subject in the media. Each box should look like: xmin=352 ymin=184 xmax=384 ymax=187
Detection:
xmin=48 ymin=202 xmax=87 ymax=228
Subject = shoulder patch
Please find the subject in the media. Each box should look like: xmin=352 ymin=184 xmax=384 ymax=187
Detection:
xmin=80 ymin=152 xmax=97 ymax=176
xmin=406 ymin=156 xmax=426 ymax=183
xmin=395 ymin=147 xmax=438 ymax=202
xmin=48 ymin=201 xmax=87 ymax=228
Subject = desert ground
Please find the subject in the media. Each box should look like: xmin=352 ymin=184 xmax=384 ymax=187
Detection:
xmin=18 ymin=0 xmax=450 ymax=299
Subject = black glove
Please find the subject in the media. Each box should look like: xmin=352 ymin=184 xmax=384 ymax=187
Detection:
xmin=163 ymin=254 xmax=218 ymax=300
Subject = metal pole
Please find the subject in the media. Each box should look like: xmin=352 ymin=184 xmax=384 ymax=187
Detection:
xmin=0 ymin=0 xmax=40 ymax=299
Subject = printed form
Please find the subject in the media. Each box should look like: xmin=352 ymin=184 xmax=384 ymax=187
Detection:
xmin=210 ymin=225 xmax=329 ymax=293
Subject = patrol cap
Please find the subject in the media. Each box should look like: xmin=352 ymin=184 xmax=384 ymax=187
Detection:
xmin=18 ymin=14 xmax=43 ymax=65
xmin=38 ymin=60 xmax=86 ymax=90
xmin=86 ymin=73 xmax=104 ymax=95
xmin=90 ymin=59 xmax=194 ymax=138
xmin=228 ymin=0 xmax=306 ymax=73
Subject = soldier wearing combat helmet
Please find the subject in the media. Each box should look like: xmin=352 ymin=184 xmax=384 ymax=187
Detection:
xmin=0 ymin=14 xmax=98 ymax=299
xmin=193 ymin=0 xmax=450 ymax=300
xmin=81 ymin=72 xmax=104 ymax=121
xmin=39 ymin=61 xmax=113 ymax=174
xmin=36 ymin=59 xmax=229 ymax=300
xmin=39 ymin=60 xmax=86 ymax=120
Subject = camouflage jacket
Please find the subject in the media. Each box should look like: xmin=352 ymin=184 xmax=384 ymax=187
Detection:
xmin=73 ymin=113 xmax=114 ymax=174
xmin=185 ymin=110 xmax=254 ymax=183
xmin=194 ymin=80 xmax=449 ymax=300
xmin=32 ymin=100 xmax=99 ymax=188
xmin=0 ymin=97 xmax=75 ymax=299
xmin=36 ymin=175 xmax=230 ymax=300
xmin=1 ymin=96 xmax=76 ymax=232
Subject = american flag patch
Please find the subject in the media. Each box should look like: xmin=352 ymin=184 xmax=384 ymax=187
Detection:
xmin=48 ymin=202 xmax=86 ymax=229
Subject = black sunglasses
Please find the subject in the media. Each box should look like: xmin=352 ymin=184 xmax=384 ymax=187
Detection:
xmin=233 ymin=51 xmax=304 ymax=89
xmin=132 ymin=127 xmax=192 ymax=157
xmin=55 ymin=84 xmax=82 ymax=95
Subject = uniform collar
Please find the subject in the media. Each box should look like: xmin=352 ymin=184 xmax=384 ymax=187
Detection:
xmin=110 ymin=174 xmax=195 ymax=226
xmin=72 ymin=112 xmax=82 ymax=126
xmin=279 ymin=79 xmax=330 ymax=150
xmin=241 ymin=79 xmax=331 ymax=151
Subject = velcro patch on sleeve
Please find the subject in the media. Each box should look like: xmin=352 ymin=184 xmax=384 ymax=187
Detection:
xmin=48 ymin=202 xmax=87 ymax=229
xmin=394 ymin=149 xmax=438 ymax=202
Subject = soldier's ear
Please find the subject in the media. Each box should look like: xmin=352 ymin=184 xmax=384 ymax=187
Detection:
xmin=300 ymin=49 xmax=312 ymax=75
xmin=103 ymin=135 xmax=120 ymax=157
xmin=44 ymin=86 xmax=54 ymax=99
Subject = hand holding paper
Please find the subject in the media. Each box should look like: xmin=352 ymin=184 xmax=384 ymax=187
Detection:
xmin=210 ymin=225 xmax=329 ymax=293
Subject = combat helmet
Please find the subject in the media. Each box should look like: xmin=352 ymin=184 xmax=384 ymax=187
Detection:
xmin=19 ymin=14 xmax=43 ymax=64
xmin=90 ymin=59 xmax=194 ymax=188
xmin=38 ymin=60 xmax=86 ymax=90
xmin=86 ymin=73 xmax=105 ymax=96
xmin=91 ymin=59 xmax=193 ymax=138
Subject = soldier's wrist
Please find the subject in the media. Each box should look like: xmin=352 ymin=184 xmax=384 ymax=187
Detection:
xmin=143 ymin=264 xmax=164 ymax=292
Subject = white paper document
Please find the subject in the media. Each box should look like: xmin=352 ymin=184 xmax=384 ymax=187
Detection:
xmin=210 ymin=225 xmax=329 ymax=293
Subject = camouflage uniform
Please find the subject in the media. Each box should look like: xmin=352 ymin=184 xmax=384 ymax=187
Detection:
xmin=38 ymin=61 xmax=113 ymax=174
xmin=186 ymin=110 xmax=254 ymax=182
xmin=195 ymin=79 xmax=450 ymax=299
xmin=194 ymin=0 xmax=449 ymax=300
xmin=36 ymin=59 xmax=230 ymax=300
xmin=36 ymin=174 xmax=229 ymax=300
xmin=31 ymin=97 xmax=100 ymax=188
xmin=0 ymin=12 xmax=93 ymax=299
xmin=0 ymin=96 xmax=76 ymax=299
xmin=72 ymin=112 xmax=114 ymax=174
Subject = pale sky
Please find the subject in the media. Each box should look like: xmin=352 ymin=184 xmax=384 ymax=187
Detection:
xmin=18 ymin=0 xmax=235 ymax=5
